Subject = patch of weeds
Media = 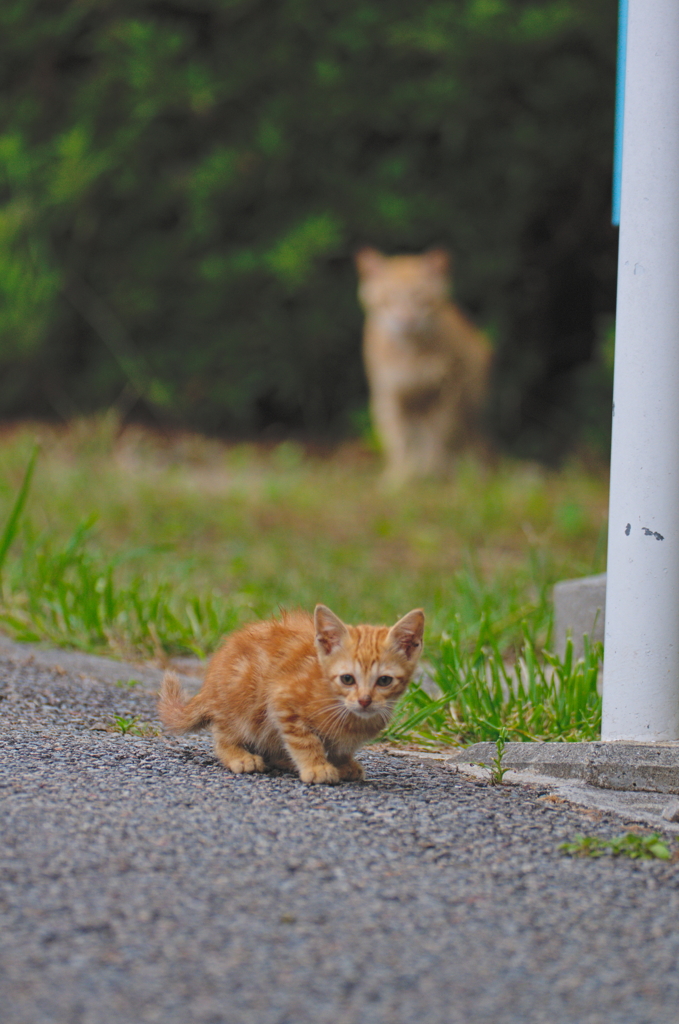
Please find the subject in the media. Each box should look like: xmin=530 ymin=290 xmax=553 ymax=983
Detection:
xmin=559 ymin=832 xmax=672 ymax=860
xmin=116 ymin=678 xmax=142 ymax=689
xmin=0 ymin=512 xmax=241 ymax=658
xmin=473 ymin=733 xmax=510 ymax=785
xmin=382 ymin=632 xmax=602 ymax=747
xmin=110 ymin=714 xmax=141 ymax=735
xmin=109 ymin=714 xmax=158 ymax=737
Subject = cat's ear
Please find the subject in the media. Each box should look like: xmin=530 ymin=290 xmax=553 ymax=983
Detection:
xmin=314 ymin=604 xmax=349 ymax=657
xmin=387 ymin=609 xmax=425 ymax=662
xmin=355 ymin=247 xmax=384 ymax=278
xmin=423 ymin=248 xmax=451 ymax=278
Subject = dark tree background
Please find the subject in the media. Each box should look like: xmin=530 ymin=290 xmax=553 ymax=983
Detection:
xmin=0 ymin=0 xmax=618 ymax=459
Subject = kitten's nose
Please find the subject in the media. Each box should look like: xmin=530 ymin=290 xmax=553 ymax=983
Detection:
xmin=358 ymin=696 xmax=372 ymax=708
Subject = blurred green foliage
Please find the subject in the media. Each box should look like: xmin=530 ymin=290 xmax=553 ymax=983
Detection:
xmin=0 ymin=0 xmax=617 ymax=456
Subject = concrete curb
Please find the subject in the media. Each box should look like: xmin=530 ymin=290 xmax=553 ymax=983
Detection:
xmin=445 ymin=741 xmax=679 ymax=795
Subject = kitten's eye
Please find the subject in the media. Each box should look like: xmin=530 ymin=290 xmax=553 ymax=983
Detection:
xmin=376 ymin=675 xmax=393 ymax=687
xmin=340 ymin=674 xmax=355 ymax=686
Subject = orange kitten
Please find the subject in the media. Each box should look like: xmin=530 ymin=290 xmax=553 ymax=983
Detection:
xmin=159 ymin=604 xmax=424 ymax=784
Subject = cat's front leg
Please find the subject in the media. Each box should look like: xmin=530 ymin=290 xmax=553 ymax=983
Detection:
xmin=299 ymin=762 xmax=341 ymax=785
xmin=277 ymin=711 xmax=340 ymax=784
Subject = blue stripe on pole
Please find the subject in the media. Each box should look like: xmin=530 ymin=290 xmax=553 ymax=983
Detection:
xmin=612 ymin=0 xmax=629 ymax=226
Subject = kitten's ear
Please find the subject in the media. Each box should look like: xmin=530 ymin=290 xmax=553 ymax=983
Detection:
xmin=355 ymin=247 xmax=384 ymax=279
xmin=387 ymin=609 xmax=425 ymax=662
xmin=314 ymin=604 xmax=349 ymax=657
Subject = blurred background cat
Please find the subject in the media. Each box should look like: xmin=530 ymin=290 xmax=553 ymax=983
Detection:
xmin=356 ymin=247 xmax=492 ymax=482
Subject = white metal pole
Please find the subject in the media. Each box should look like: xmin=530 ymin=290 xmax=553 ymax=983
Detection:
xmin=602 ymin=0 xmax=679 ymax=741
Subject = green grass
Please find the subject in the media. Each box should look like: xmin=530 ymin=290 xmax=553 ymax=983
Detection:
xmin=0 ymin=416 xmax=610 ymax=744
xmin=383 ymin=633 xmax=603 ymax=746
xmin=559 ymin=833 xmax=672 ymax=860
xmin=109 ymin=714 xmax=159 ymax=737
xmin=471 ymin=734 xmax=512 ymax=785
xmin=0 ymin=514 xmax=241 ymax=658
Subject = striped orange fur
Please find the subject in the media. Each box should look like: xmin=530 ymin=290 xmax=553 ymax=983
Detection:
xmin=158 ymin=604 xmax=425 ymax=784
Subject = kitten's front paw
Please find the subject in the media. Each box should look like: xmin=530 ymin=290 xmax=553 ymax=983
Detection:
xmin=337 ymin=759 xmax=365 ymax=782
xmin=299 ymin=763 xmax=340 ymax=785
xmin=227 ymin=753 xmax=266 ymax=774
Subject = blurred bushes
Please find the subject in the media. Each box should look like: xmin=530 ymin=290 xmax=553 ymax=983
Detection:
xmin=0 ymin=0 xmax=617 ymax=457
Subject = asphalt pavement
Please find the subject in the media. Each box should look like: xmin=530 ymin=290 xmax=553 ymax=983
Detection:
xmin=2 ymin=646 xmax=679 ymax=1024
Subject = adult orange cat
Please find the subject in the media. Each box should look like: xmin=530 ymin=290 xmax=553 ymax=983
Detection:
xmin=159 ymin=604 xmax=424 ymax=784
xmin=356 ymin=247 xmax=492 ymax=482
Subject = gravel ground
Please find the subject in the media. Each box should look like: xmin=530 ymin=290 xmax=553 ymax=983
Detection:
xmin=2 ymin=652 xmax=679 ymax=1024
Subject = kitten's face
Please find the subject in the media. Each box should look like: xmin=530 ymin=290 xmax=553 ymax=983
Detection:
xmin=325 ymin=646 xmax=412 ymax=722
xmin=314 ymin=605 xmax=425 ymax=723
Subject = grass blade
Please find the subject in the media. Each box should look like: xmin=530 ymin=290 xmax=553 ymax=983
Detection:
xmin=0 ymin=445 xmax=38 ymax=577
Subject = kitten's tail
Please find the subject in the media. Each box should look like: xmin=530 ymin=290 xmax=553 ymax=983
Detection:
xmin=158 ymin=671 xmax=212 ymax=733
